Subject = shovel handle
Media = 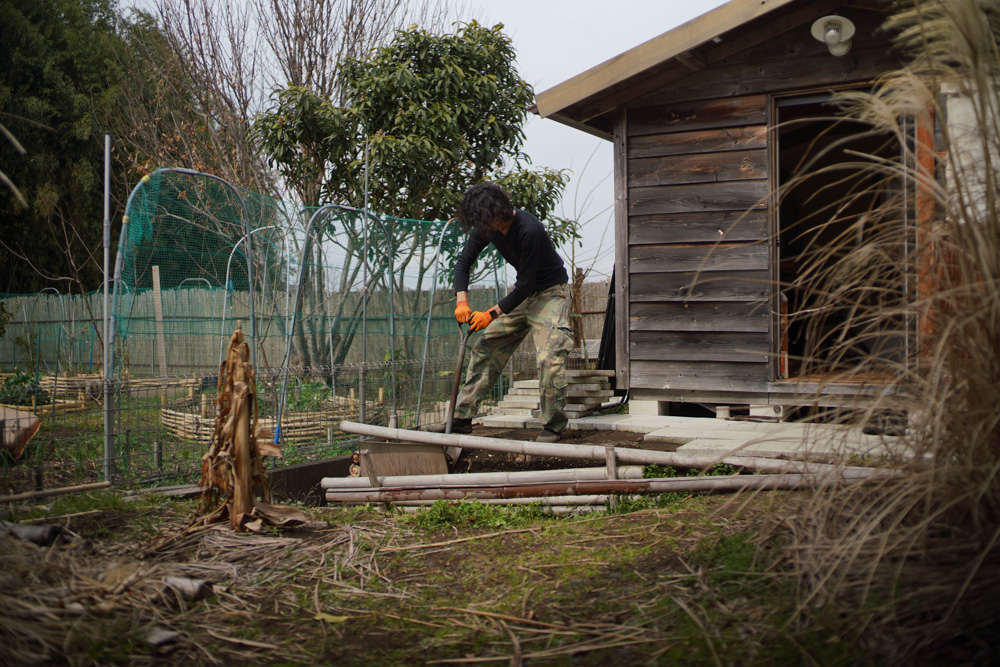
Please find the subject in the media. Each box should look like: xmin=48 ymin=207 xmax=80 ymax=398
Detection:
xmin=445 ymin=323 xmax=475 ymax=434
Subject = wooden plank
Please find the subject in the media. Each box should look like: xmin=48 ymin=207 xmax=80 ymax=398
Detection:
xmin=613 ymin=110 xmax=630 ymax=389
xmin=630 ymin=360 xmax=771 ymax=388
xmin=152 ymin=266 xmax=168 ymax=377
xmin=629 ymin=209 xmax=768 ymax=244
xmin=629 ymin=125 xmax=767 ymax=159
xmin=361 ymin=439 xmax=448 ymax=477
xmin=630 ymin=331 xmax=770 ymax=362
xmin=629 ymin=243 xmax=768 ymax=274
xmin=629 ymin=149 xmax=767 ymax=187
xmin=628 ymin=95 xmax=767 ymax=137
xmin=630 ymin=301 xmax=770 ymax=333
xmin=631 ymin=270 xmax=769 ymax=302
xmin=629 ymin=181 xmax=767 ymax=216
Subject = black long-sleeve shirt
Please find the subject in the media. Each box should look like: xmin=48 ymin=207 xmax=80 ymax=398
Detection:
xmin=454 ymin=209 xmax=568 ymax=314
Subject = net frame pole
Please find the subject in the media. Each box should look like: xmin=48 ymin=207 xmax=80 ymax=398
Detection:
xmin=103 ymin=133 xmax=112 ymax=482
xmin=218 ymin=224 xmax=283 ymax=367
xmin=276 ymin=204 xmax=339 ymax=446
xmin=360 ymin=138 xmax=369 ymax=424
xmin=415 ymin=218 xmax=454 ymax=426
xmin=110 ymin=168 xmax=256 ymax=479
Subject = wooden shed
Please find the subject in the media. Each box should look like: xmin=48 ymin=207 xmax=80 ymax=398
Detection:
xmin=535 ymin=0 xmax=921 ymax=414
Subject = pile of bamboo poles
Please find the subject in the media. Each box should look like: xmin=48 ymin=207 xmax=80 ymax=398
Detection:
xmin=162 ymin=401 xmax=386 ymax=446
xmin=36 ymin=374 xmax=103 ymax=399
xmin=0 ymin=398 xmax=88 ymax=416
xmin=323 ymin=421 xmax=898 ymax=510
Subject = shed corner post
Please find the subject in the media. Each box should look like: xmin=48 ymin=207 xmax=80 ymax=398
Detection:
xmin=613 ymin=109 xmax=630 ymax=391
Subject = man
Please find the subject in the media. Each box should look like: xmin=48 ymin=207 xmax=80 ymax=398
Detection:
xmin=429 ymin=182 xmax=573 ymax=443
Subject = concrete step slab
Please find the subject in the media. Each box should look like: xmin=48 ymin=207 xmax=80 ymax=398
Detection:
xmin=497 ymin=398 xmax=541 ymax=409
xmin=477 ymin=415 xmax=542 ymax=429
xmin=565 ymin=369 xmax=615 ymax=378
xmin=486 ymin=407 xmax=534 ymax=416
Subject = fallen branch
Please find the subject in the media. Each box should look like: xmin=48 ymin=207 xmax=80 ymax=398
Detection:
xmin=380 ymin=526 xmax=539 ymax=553
xmin=0 ymin=481 xmax=111 ymax=504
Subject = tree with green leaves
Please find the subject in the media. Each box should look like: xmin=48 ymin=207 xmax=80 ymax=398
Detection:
xmin=254 ymin=21 xmax=573 ymax=369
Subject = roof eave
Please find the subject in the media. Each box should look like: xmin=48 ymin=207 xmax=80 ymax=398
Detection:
xmin=534 ymin=0 xmax=800 ymax=122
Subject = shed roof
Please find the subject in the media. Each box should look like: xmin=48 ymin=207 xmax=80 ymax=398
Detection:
xmin=534 ymin=0 xmax=885 ymax=138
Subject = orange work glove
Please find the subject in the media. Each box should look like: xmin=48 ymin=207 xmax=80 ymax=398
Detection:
xmin=469 ymin=308 xmax=499 ymax=332
xmin=454 ymin=300 xmax=472 ymax=324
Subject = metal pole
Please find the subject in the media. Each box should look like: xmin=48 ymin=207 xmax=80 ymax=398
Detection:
xmin=218 ymin=225 xmax=282 ymax=367
xmin=364 ymin=210 xmax=397 ymax=426
xmin=276 ymin=205 xmax=337 ymax=445
xmin=360 ymin=138 xmax=369 ymax=424
xmin=414 ymin=218 xmax=454 ymax=425
xmin=102 ymin=134 xmax=112 ymax=482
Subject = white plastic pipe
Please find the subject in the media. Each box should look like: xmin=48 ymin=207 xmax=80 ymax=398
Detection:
xmin=339 ymin=421 xmax=888 ymax=479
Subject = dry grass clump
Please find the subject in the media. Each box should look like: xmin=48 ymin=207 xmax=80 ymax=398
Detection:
xmin=776 ymin=0 xmax=1000 ymax=661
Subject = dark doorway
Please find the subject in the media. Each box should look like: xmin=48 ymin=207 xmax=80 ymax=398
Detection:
xmin=776 ymin=96 xmax=906 ymax=378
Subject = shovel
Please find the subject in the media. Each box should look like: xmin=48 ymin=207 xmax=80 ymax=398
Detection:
xmin=443 ymin=321 xmax=474 ymax=464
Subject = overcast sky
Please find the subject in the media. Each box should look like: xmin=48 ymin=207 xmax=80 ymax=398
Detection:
xmin=469 ymin=0 xmax=731 ymax=278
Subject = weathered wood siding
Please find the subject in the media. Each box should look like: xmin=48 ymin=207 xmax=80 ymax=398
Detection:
xmin=623 ymin=93 xmax=770 ymax=393
xmin=618 ymin=8 xmax=899 ymax=395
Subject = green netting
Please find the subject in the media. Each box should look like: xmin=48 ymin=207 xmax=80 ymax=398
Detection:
xmin=111 ymin=168 xmax=506 ymax=380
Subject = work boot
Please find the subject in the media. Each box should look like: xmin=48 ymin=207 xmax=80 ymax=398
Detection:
xmin=426 ymin=418 xmax=472 ymax=434
xmin=535 ymin=428 xmax=562 ymax=443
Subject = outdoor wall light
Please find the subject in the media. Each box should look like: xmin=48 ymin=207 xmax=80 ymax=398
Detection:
xmin=811 ymin=15 xmax=855 ymax=56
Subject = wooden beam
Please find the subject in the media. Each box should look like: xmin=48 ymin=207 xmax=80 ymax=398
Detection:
xmin=630 ymin=270 xmax=770 ymax=302
xmin=629 ymin=209 xmax=769 ymax=245
xmin=628 ymin=181 xmax=768 ymax=216
xmin=630 ymin=331 xmax=771 ymax=363
xmin=629 ymin=126 xmax=768 ymax=159
xmin=629 ymin=301 xmax=771 ymax=334
xmin=629 ymin=149 xmax=768 ymax=187
xmin=675 ymin=51 xmax=707 ymax=72
xmin=628 ymin=96 xmax=768 ymax=137
xmin=613 ymin=111 xmax=630 ymax=390
xmin=629 ymin=243 xmax=769 ymax=274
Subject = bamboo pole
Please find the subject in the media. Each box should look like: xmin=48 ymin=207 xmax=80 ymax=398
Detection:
xmin=321 ymin=466 xmax=644 ymax=490
xmin=323 ymin=472 xmax=873 ymax=503
xmin=340 ymin=421 xmax=889 ymax=478
xmin=394 ymin=505 xmax=603 ymax=515
xmin=382 ymin=495 xmax=612 ymax=506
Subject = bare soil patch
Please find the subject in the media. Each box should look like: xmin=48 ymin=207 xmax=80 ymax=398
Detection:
xmin=458 ymin=424 xmax=673 ymax=474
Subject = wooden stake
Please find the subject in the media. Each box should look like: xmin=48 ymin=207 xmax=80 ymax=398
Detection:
xmin=605 ymin=445 xmax=618 ymax=511
xmin=151 ymin=265 xmax=168 ymax=378
xmin=359 ymin=449 xmax=380 ymax=488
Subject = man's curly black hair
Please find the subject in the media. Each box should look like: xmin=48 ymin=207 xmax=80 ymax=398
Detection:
xmin=457 ymin=182 xmax=514 ymax=239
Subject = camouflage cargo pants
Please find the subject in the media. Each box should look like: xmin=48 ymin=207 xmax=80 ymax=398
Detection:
xmin=455 ymin=283 xmax=574 ymax=433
